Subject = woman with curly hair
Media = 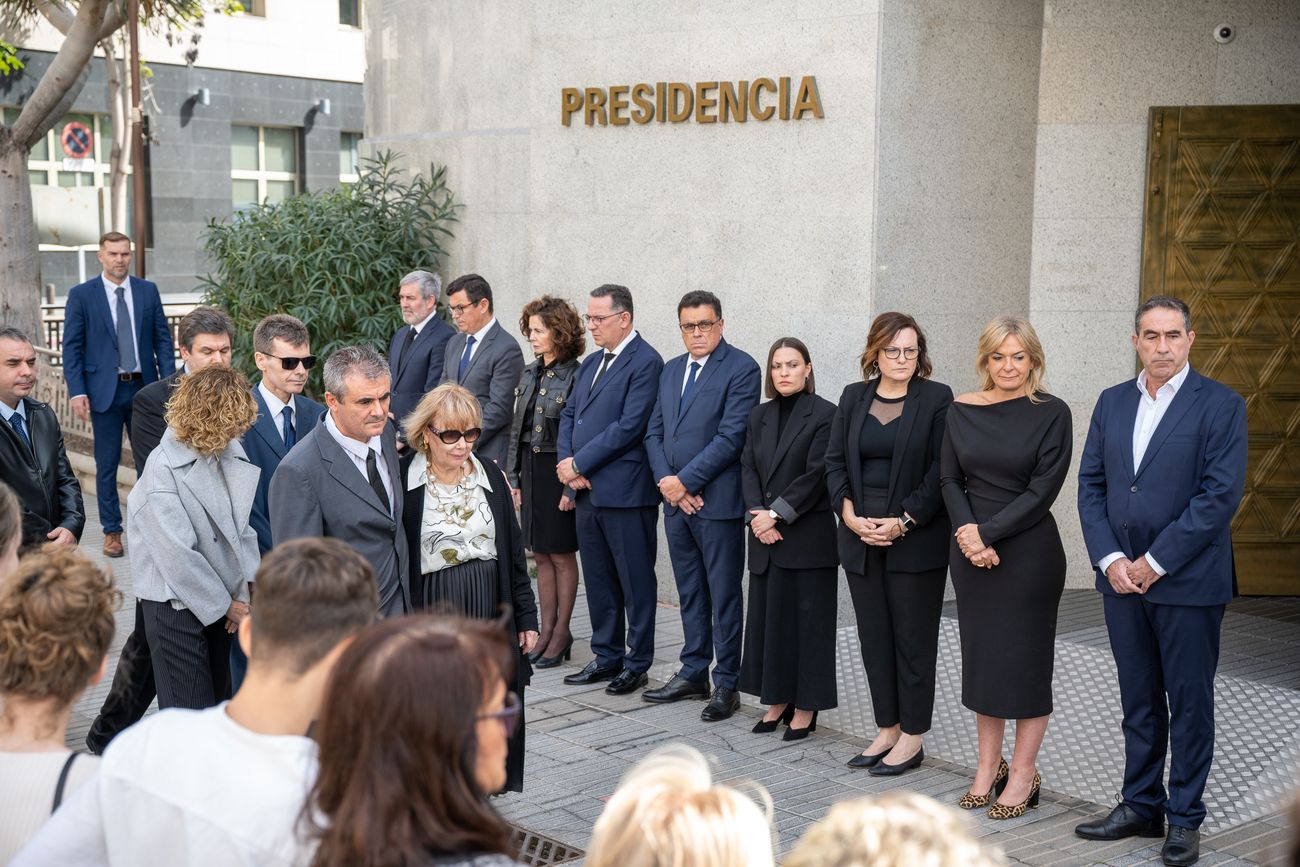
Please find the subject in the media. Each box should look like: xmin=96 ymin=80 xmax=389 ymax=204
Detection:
xmin=0 ymin=481 xmax=21 ymax=577
xmin=0 ymin=545 xmax=118 ymax=861
xmin=129 ymin=364 xmax=261 ymax=710
xmin=505 ymin=294 xmax=585 ymax=667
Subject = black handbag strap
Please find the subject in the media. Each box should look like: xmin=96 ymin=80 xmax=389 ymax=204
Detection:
xmin=51 ymin=750 xmax=80 ymax=813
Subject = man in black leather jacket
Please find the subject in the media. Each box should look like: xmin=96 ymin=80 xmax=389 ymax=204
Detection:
xmin=0 ymin=327 xmax=84 ymax=547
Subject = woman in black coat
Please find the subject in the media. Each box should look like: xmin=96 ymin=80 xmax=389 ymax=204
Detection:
xmin=738 ymin=337 xmax=838 ymax=741
xmin=401 ymin=383 xmax=539 ymax=793
xmin=824 ymin=312 xmax=953 ymax=777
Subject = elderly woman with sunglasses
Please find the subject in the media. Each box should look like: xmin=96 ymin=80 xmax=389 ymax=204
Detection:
xmin=401 ymin=383 xmax=539 ymax=792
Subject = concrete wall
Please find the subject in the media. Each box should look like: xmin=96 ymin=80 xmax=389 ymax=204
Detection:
xmin=1028 ymin=0 xmax=1300 ymax=586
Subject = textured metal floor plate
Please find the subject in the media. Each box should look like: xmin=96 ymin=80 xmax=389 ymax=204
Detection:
xmin=510 ymin=825 xmax=584 ymax=865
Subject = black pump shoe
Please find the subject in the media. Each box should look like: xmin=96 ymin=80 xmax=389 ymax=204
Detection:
xmin=869 ymin=745 xmax=925 ymax=776
xmin=782 ymin=711 xmax=818 ymax=741
xmin=534 ymin=638 xmax=573 ymax=669
xmin=752 ymin=705 xmax=796 ymax=734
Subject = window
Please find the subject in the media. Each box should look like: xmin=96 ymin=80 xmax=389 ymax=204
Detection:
xmin=339 ymin=0 xmax=360 ymax=27
xmin=240 ymin=0 xmax=266 ymax=16
xmin=339 ymin=131 xmax=361 ymax=184
xmin=231 ymin=124 xmax=300 ymax=209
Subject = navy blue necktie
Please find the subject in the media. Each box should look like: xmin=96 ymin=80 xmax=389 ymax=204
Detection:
xmin=8 ymin=413 xmax=32 ymax=451
xmin=679 ymin=361 xmax=701 ymax=413
xmin=280 ymin=406 xmax=296 ymax=450
xmin=457 ymin=335 xmax=477 ymax=382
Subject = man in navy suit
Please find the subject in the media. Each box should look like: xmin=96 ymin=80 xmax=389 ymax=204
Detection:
xmin=1075 ymin=296 xmax=1247 ymax=867
xmin=62 ymin=231 xmax=175 ymax=557
xmin=643 ymin=291 xmax=760 ymax=721
xmin=389 ymin=270 xmax=454 ymax=441
xmin=556 ymin=284 xmax=664 ymax=696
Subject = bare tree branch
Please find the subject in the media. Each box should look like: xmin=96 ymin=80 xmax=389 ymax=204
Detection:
xmin=9 ymin=0 xmax=112 ymax=150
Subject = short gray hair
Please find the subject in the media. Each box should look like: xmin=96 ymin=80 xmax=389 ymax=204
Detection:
xmin=323 ymin=345 xmax=389 ymax=399
xmin=1135 ymin=295 xmax=1192 ymax=334
xmin=400 ymin=270 xmax=442 ymax=302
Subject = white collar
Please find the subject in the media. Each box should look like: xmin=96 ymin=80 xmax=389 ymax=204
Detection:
xmin=324 ymin=411 xmax=382 ymax=460
xmin=102 ymin=273 xmax=131 ymax=292
xmin=468 ymin=318 xmax=497 ymax=344
xmin=257 ymin=381 xmax=292 ymax=419
xmin=0 ymin=399 xmax=26 ymax=421
xmin=687 ymin=352 xmax=712 ymax=368
xmin=410 ymin=309 xmax=438 ymax=335
xmin=406 ymin=450 xmax=494 ymax=493
xmin=1136 ymin=363 xmax=1191 ymax=398
xmin=601 ymin=329 xmax=638 ymax=358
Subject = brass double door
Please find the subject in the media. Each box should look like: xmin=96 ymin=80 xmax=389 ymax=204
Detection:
xmin=1141 ymin=104 xmax=1300 ymax=595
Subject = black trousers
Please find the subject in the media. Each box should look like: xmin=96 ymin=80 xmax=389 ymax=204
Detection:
xmin=141 ymin=600 xmax=232 ymax=710
xmin=846 ymin=546 xmax=946 ymax=734
xmin=86 ymin=600 xmax=156 ymax=753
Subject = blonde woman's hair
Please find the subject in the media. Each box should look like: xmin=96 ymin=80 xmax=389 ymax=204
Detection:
xmin=165 ymin=365 xmax=258 ymax=455
xmin=402 ymin=383 xmax=482 ymax=459
xmin=586 ymin=744 xmax=775 ymax=867
xmin=975 ymin=315 xmax=1048 ymax=403
xmin=784 ymin=791 xmax=1007 ymax=867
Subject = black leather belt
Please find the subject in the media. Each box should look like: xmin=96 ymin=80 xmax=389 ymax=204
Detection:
xmin=118 ymin=372 xmax=142 ymax=382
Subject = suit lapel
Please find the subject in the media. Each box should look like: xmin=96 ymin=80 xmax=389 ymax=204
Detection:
xmin=461 ymin=322 xmax=499 ymax=380
xmin=392 ymin=325 xmax=414 ymax=380
xmin=885 ymin=378 xmax=922 ymax=503
xmin=318 ymin=426 xmax=392 ymax=517
xmin=178 ymin=444 xmax=259 ymax=544
xmin=1115 ymin=383 xmax=1140 ymax=480
xmin=846 ymin=379 xmax=877 ymax=506
xmin=92 ymin=278 xmax=119 ymax=346
xmin=249 ymin=386 xmax=287 ymax=459
xmin=677 ymin=340 xmax=728 ymax=419
xmin=663 ymin=354 xmax=686 ymax=434
xmin=766 ymin=394 xmax=813 ymax=485
xmin=1135 ymin=371 xmax=1203 ymax=480
xmin=584 ymin=339 xmax=636 ymax=407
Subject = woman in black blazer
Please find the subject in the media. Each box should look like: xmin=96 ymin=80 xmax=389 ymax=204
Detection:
xmin=401 ymin=383 xmax=539 ymax=792
xmin=738 ymin=337 xmax=838 ymax=741
xmin=825 ymin=312 xmax=953 ymax=776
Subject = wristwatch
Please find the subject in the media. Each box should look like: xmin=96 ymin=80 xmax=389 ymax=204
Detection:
xmin=767 ymin=509 xmax=780 ymax=522
xmin=900 ymin=514 xmax=916 ymax=532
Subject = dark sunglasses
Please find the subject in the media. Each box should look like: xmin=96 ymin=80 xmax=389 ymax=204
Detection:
xmin=477 ymin=691 xmax=522 ymax=736
xmin=429 ymin=426 xmax=482 ymax=445
xmin=266 ymin=353 xmax=317 ymax=371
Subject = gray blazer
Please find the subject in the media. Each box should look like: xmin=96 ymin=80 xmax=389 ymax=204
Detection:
xmin=268 ymin=418 xmax=409 ymax=618
xmin=440 ymin=319 xmax=526 ymax=468
xmin=126 ymin=430 xmax=261 ymax=627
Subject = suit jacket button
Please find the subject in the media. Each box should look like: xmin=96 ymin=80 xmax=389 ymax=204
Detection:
xmin=535 ymin=425 xmax=542 ymax=432
xmin=765 ymin=492 xmax=772 ymax=498
xmin=577 ymin=419 xmax=583 ymax=425
xmin=539 ymin=388 xmax=547 ymax=395
xmin=533 ymin=446 xmax=541 ymax=453
xmin=1130 ymin=485 xmax=1138 ymax=492
xmin=536 ymin=407 xmax=543 ymax=414
xmin=1122 ymin=522 xmax=1127 ymax=529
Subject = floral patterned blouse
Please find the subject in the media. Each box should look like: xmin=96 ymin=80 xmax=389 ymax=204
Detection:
xmin=407 ymin=451 xmax=498 ymax=574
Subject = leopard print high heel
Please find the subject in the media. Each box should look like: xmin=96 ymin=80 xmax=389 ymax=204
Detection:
xmin=957 ymin=757 xmax=1008 ymax=809
xmin=988 ymin=771 xmax=1041 ymax=820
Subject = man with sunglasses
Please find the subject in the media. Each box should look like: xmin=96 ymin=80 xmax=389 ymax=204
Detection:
xmin=86 ymin=305 xmax=236 ymax=755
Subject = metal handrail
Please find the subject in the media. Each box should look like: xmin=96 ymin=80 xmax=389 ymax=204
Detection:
xmin=32 ymin=346 xmax=95 ymax=441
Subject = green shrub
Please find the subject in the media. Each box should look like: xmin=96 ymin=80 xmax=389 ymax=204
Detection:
xmin=200 ymin=151 xmax=459 ymax=397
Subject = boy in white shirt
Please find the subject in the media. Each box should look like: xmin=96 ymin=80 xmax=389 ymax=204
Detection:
xmin=15 ymin=537 xmax=379 ymax=867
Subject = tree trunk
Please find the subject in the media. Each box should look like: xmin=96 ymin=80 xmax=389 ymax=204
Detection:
xmin=103 ymin=37 xmax=130 ymax=232
xmin=0 ymin=142 xmax=45 ymax=346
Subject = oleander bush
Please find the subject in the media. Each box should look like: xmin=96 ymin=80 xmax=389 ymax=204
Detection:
xmin=200 ymin=151 xmax=459 ymax=396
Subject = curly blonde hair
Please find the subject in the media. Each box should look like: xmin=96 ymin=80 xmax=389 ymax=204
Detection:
xmin=975 ymin=315 xmax=1048 ymax=403
xmin=0 ymin=545 xmax=119 ymax=709
xmin=165 ymin=365 xmax=258 ymax=455
xmin=784 ymin=791 xmax=1007 ymax=867
xmin=401 ymin=383 xmax=482 ymax=460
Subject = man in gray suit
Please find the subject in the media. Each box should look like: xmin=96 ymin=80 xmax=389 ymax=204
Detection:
xmin=440 ymin=273 xmax=524 ymax=467
xmin=269 ymin=345 xmax=409 ymax=617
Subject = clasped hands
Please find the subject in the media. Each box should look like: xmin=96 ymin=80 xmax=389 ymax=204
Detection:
xmin=955 ymin=523 xmax=1000 ymax=569
xmin=841 ymin=503 xmax=903 ymax=547
xmin=748 ymin=509 xmax=782 ymax=545
xmin=555 ymin=457 xmax=591 ymax=492
xmin=658 ymin=475 xmax=704 ymax=515
xmin=225 ymin=599 xmax=251 ymax=634
xmin=1105 ymin=556 xmax=1160 ymax=595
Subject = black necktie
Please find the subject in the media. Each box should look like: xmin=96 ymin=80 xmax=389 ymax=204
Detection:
xmin=398 ymin=328 xmax=417 ymax=369
xmin=591 ymin=352 xmax=616 ymax=389
xmin=366 ymin=448 xmax=390 ymax=514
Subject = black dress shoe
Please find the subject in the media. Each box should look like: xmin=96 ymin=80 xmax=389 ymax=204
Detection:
xmin=869 ymin=745 xmax=924 ymax=776
xmin=782 ymin=711 xmax=818 ymax=741
xmin=846 ymin=750 xmax=890 ymax=769
xmin=562 ymin=660 xmax=621 ymax=685
xmin=643 ymin=673 xmax=710 ymax=703
xmin=1074 ymin=803 xmax=1164 ymax=841
xmin=700 ymin=687 xmax=740 ymax=722
xmin=605 ymin=669 xmax=648 ymax=695
xmin=1162 ymin=826 xmax=1199 ymax=866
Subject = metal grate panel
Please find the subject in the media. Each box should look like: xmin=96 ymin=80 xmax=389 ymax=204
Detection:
xmin=510 ymin=825 xmax=584 ymax=865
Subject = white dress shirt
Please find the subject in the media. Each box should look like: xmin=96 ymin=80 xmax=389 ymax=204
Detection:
xmin=1097 ymin=363 xmax=1192 ymax=578
xmin=101 ymin=274 xmax=142 ymax=374
xmin=410 ymin=309 xmax=437 ymax=336
xmin=461 ymin=317 xmax=497 ymax=366
xmin=589 ymin=329 xmax=638 ymax=387
xmin=258 ymin=382 xmax=294 ymax=443
xmin=324 ymin=412 xmax=394 ymax=511
xmin=681 ymin=351 xmax=712 ymax=394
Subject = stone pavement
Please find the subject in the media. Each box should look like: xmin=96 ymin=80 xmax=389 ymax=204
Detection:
xmin=66 ymin=494 xmax=1298 ymax=865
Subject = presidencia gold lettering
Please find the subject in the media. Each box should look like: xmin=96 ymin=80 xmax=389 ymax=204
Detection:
xmin=630 ymin=83 xmax=654 ymax=124
xmin=609 ymin=85 xmax=631 ymax=126
xmin=561 ymin=76 xmax=823 ymax=126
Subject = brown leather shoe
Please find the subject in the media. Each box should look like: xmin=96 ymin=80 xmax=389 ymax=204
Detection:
xmin=103 ymin=532 xmax=124 ymax=558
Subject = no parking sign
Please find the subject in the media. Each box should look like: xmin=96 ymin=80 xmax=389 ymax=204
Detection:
xmin=61 ymin=121 xmax=93 ymax=159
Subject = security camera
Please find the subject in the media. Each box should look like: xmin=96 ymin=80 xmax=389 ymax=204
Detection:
xmin=1214 ymin=24 xmax=1234 ymax=44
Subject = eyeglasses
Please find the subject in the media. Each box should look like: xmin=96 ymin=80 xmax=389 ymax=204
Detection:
xmin=582 ymin=311 xmax=625 ymax=325
xmin=428 ymin=426 xmax=482 ymax=445
xmin=448 ymin=302 xmax=481 ymax=315
xmin=679 ymin=320 xmax=719 ymax=334
xmin=266 ymin=353 xmax=317 ymax=370
xmin=881 ymin=347 xmax=919 ymax=360
xmin=477 ymin=691 xmax=522 ymax=736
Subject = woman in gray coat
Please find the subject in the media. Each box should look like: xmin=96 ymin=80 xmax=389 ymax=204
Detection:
xmin=127 ymin=365 xmax=261 ymax=710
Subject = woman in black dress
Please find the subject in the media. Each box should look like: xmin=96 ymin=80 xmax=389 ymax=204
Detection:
xmin=738 ymin=337 xmax=838 ymax=741
xmin=506 ymin=295 xmax=584 ymax=667
xmin=940 ymin=315 xmax=1072 ymax=819
xmin=402 ymin=383 xmax=539 ymax=792
xmin=824 ymin=313 xmax=953 ymax=775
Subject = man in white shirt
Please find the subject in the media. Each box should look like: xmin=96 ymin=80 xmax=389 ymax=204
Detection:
xmin=270 ymin=345 xmax=409 ymax=617
xmin=15 ymin=536 xmax=380 ymax=867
